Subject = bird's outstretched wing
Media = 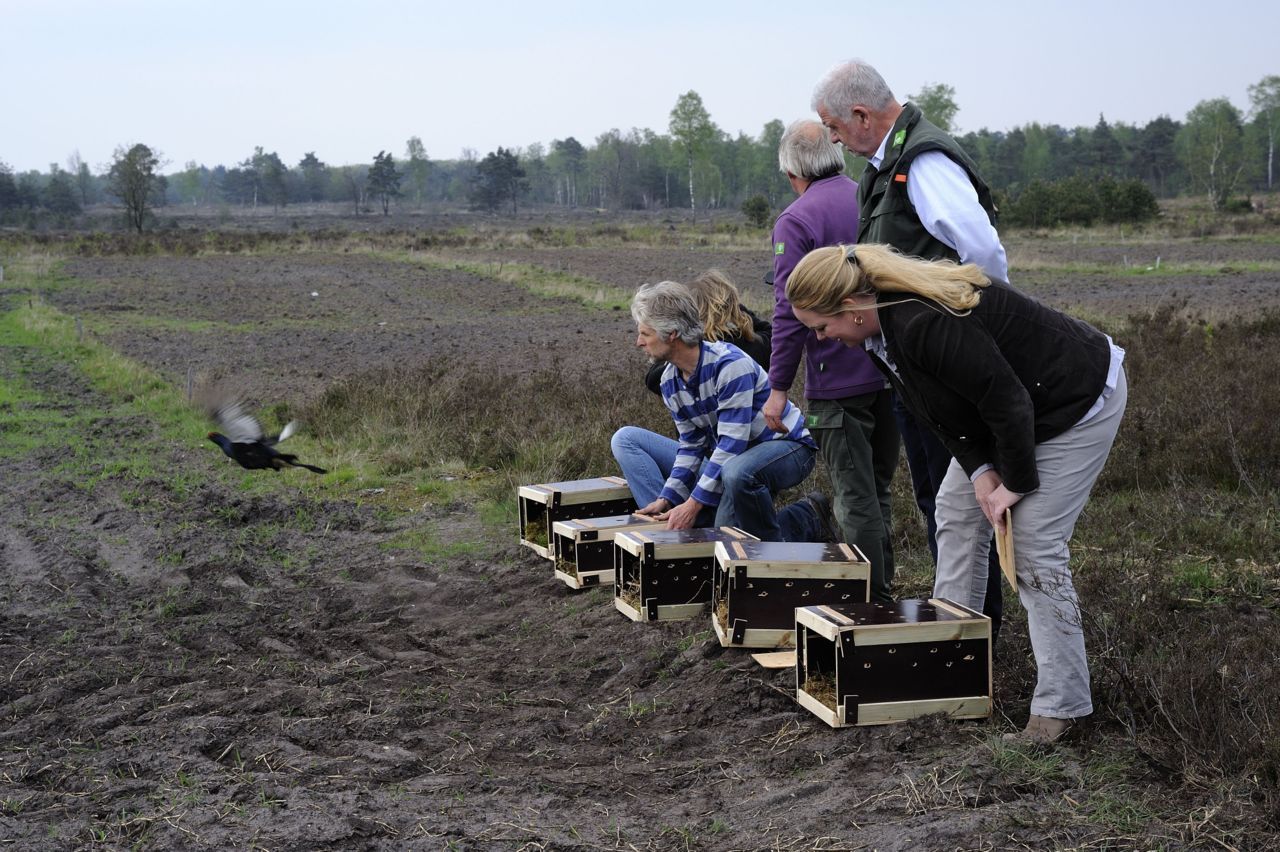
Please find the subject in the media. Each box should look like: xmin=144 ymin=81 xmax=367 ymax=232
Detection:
xmin=209 ymin=400 xmax=265 ymax=443
xmin=275 ymin=420 xmax=298 ymax=443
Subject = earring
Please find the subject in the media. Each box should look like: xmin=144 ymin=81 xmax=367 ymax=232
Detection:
xmin=854 ymin=314 xmax=864 ymax=326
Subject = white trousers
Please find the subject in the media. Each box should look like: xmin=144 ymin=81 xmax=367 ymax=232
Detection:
xmin=933 ymin=368 xmax=1127 ymax=719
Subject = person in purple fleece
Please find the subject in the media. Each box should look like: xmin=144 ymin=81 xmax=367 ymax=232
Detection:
xmin=761 ymin=119 xmax=899 ymax=602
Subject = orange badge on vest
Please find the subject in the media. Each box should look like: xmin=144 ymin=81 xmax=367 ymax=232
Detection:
xmin=894 ymin=173 xmax=908 ymax=183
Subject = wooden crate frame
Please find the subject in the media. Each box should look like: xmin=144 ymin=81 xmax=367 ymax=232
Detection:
xmin=712 ymin=540 xmax=871 ymax=648
xmin=517 ymin=476 xmax=635 ymax=559
xmin=794 ymin=598 xmax=992 ymax=728
xmin=613 ymin=527 xmax=757 ymax=622
xmin=551 ymin=514 xmax=667 ymax=589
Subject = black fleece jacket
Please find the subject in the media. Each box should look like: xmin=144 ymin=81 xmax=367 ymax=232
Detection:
xmin=875 ymin=283 xmax=1111 ymax=494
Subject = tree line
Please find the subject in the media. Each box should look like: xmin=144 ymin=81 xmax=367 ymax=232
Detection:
xmin=2 ymin=76 xmax=1277 ymax=229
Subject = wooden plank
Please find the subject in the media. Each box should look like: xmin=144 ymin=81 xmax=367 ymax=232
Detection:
xmin=650 ymin=541 xmax=719 ymax=560
xmin=737 ymin=562 xmax=871 ymax=580
xmin=654 ymin=602 xmax=705 ymax=621
xmin=554 ymin=567 xmax=611 ymax=590
xmin=552 ymin=519 xmax=589 ymax=537
xmin=711 ymin=611 xmax=730 ymax=645
xmin=520 ymin=539 xmax=552 ymax=560
xmin=794 ymin=608 xmax=843 ymax=640
xmin=930 ymin=598 xmax=985 ymax=619
xmin=558 ymin=485 xmax=632 ymax=506
xmin=517 ymin=484 xmax=555 ymax=502
xmin=995 ymin=508 xmax=1017 ymax=590
xmin=751 ymin=651 xmax=796 ymax=669
xmin=614 ymin=597 xmax=644 ymax=623
xmin=718 ymin=625 xmax=796 ymax=649
xmin=796 ymin=688 xmax=844 ymax=728
xmin=851 ymin=620 xmax=989 ymax=646
xmin=613 ymin=531 xmax=647 ymax=557
xmin=854 ymin=695 xmax=992 ymax=725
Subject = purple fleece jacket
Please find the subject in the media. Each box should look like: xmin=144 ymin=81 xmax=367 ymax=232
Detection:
xmin=769 ymin=174 xmax=885 ymax=400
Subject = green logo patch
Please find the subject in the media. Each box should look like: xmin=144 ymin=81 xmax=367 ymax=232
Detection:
xmin=893 ymin=129 xmax=906 ymax=147
xmin=806 ymin=414 xmax=818 ymax=428
xmin=774 ymin=242 xmax=785 ymax=255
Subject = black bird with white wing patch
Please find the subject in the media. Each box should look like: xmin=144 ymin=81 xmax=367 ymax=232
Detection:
xmin=207 ymin=400 xmax=327 ymax=474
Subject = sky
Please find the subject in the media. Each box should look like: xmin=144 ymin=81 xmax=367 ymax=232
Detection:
xmin=2 ymin=0 xmax=1276 ymax=174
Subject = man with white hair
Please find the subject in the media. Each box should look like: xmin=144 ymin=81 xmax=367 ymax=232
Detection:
xmin=764 ymin=119 xmax=899 ymax=603
xmin=611 ymin=280 xmax=828 ymax=542
xmin=811 ymin=58 xmax=1007 ymax=639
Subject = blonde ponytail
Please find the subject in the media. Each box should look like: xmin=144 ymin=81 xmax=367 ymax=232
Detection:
xmin=788 ymin=244 xmax=990 ymax=315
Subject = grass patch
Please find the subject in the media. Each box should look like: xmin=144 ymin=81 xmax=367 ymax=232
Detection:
xmin=388 ymin=250 xmax=633 ymax=310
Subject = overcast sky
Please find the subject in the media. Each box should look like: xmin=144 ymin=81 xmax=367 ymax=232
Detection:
xmin=2 ymin=0 xmax=1275 ymax=174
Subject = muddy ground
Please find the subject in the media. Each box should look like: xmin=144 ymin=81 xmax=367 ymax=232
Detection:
xmin=1 ymin=237 xmax=1277 ymax=850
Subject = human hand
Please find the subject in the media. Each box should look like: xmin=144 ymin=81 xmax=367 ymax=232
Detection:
xmin=973 ymin=471 xmax=1020 ymax=533
xmin=664 ymin=498 xmax=703 ymax=530
xmin=635 ymin=498 xmax=671 ymax=519
xmin=763 ymin=389 xmax=789 ymax=432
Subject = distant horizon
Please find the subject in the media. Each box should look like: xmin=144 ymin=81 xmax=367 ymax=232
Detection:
xmin=3 ymin=0 xmax=1275 ymax=175
xmin=0 ymin=100 xmax=1240 ymax=178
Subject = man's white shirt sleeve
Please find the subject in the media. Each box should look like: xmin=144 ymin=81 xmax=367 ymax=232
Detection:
xmin=906 ymin=151 xmax=1009 ymax=284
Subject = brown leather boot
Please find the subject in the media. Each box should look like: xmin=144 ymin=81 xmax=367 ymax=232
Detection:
xmin=1002 ymin=714 xmax=1075 ymax=745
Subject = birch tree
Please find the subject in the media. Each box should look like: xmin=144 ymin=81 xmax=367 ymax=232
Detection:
xmin=669 ymin=91 xmax=716 ymax=219
xmin=1248 ymin=75 xmax=1280 ymax=190
xmin=1178 ymin=98 xmax=1245 ymax=211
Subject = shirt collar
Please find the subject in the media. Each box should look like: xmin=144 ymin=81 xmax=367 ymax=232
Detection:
xmin=867 ymin=128 xmax=892 ymax=171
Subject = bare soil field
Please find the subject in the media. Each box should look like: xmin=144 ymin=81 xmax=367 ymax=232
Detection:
xmin=0 ymin=236 xmax=1275 ymax=849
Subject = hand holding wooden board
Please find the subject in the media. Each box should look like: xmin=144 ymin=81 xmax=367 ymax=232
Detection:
xmin=995 ymin=508 xmax=1017 ymax=590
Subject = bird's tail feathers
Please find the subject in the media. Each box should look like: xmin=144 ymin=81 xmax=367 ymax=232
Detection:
xmin=276 ymin=452 xmax=327 ymax=475
xmin=276 ymin=420 xmax=298 ymax=443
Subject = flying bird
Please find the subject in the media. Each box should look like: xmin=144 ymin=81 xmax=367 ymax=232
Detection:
xmin=206 ymin=399 xmax=327 ymax=474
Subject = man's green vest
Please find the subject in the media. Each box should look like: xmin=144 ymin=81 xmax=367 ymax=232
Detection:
xmin=856 ymin=102 xmax=998 ymax=262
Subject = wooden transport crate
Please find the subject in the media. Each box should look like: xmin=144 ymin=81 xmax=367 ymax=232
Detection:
xmin=551 ymin=514 xmax=667 ymax=589
xmin=712 ymin=540 xmax=871 ymax=648
xmin=614 ymin=527 xmax=758 ymax=622
xmin=794 ymin=598 xmax=992 ymax=728
xmin=517 ymin=477 xmax=635 ymax=559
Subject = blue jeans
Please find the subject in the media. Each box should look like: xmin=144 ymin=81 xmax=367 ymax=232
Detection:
xmin=610 ymin=426 xmax=821 ymax=542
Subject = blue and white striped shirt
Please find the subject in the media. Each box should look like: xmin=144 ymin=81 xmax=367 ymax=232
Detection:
xmin=659 ymin=341 xmax=815 ymax=508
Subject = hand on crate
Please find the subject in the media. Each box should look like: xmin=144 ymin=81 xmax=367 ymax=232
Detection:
xmin=663 ymin=498 xmax=704 ymax=530
xmin=635 ymin=497 xmax=672 ymax=519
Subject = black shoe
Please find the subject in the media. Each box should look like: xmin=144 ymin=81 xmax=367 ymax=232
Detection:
xmin=803 ymin=491 xmax=840 ymax=543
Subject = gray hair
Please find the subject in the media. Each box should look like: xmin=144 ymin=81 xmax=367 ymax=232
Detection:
xmin=631 ymin=280 xmax=703 ymax=346
xmin=778 ymin=119 xmax=845 ymax=179
xmin=811 ymin=59 xmax=896 ymax=116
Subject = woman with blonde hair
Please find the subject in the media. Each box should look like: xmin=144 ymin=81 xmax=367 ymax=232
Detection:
xmin=642 ymin=268 xmax=771 ymax=394
xmin=787 ymin=243 xmax=1128 ymax=745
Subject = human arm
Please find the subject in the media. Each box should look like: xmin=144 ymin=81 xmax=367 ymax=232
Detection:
xmin=763 ymin=388 xmax=789 ymax=433
xmin=767 ymin=213 xmax=813 ymax=400
xmin=907 ymin=151 xmax=1009 ymax=284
